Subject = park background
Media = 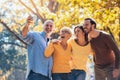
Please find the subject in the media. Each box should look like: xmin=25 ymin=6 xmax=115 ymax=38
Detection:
xmin=0 ymin=0 xmax=120 ymax=80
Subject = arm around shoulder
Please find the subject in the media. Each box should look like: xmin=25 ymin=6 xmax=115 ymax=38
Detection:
xmin=44 ymin=42 xmax=54 ymax=57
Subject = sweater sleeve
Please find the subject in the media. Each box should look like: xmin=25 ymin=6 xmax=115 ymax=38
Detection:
xmin=105 ymin=34 xmax=120 ymax=69
xmin=22 ymin=31 xmax=35 ymax=45
xmin=44 ymin=42 xmax=54 ymax=57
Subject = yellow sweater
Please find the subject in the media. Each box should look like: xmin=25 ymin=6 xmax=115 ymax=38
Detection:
xmin=44 ymin=42 xmax=71 ymax=73
xmin=68 ymin=39 xmax=93 ymax=71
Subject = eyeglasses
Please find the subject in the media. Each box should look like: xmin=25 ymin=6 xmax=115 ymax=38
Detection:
xmin=61 ymin=30 xmax=70 ymax=34
xmin=46 ymin=24 xmax=53 ymax=27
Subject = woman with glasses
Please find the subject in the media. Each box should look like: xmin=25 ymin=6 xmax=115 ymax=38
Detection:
xmin=44 ymin=27 xmax=73 ymax=80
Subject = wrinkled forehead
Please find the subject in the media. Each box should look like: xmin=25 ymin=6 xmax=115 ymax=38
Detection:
xmin=60 ymin=29 xmax=68 ymax=32
xmin=46 ymin=22 xmax=53 ymax=25
xmin=60 ymin=29 xmax=72 ymax=34
xmin=43 ymin=20 xmax=54 ymax=27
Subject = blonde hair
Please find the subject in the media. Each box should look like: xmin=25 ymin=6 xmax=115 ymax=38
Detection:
xmin=60 ymin=27 xmax=72 ymax=35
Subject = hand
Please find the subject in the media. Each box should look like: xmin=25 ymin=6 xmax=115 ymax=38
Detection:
xmin=113 ymin=69 xmax=119 ymax=78
xmin=51 ymin=39 xmax=60 ymax=44
xmin=26 ymin=15 xmax=33 ymax=26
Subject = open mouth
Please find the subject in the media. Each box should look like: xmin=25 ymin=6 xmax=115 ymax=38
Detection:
xmin=61 ymin=36 xmax=65 ymax=38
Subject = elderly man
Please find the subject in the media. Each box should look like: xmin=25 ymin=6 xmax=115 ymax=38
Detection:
xmin=22 ymin=16 xmax=54 ymax=80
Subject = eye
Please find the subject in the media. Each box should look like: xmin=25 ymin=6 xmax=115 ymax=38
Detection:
xmin=84 ymin=24 xmax=88 ymax=26
xmin=75 ymin=30 xmax=80 ymax=33
xmin=46 ymin=24 xmax=53 ymax=27
xmin=46 ymin=24 xmax=48 ymax=27
xmin=49 ymin=25 xmax=53 ymax=27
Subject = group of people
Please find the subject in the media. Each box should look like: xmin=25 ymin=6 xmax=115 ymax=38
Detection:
xmin=22 ymin=16 xmax=120 ymax=80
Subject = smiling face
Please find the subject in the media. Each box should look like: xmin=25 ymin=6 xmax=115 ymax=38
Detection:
xmin=83 ymin=18 xmax=96 ymax=34
xmin=83 ymin=20 xmax=93 ymax=33
xmin=43 ymin=20 xmax=54 ymax=34
xmin=74 ymin=26 xmax=84 ymax=39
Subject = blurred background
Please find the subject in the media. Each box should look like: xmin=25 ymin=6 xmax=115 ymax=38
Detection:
xmin=0 ymin=0 xmax=120 ymax=80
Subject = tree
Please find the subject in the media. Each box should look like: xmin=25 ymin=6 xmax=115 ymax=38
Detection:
xmin=21 ymin=0 xmax=120 ymax=45
xmin=0 ymin=28 xmax=27 ymax=73
xmin=0 ymin=0 xmax=120 ymax=45
xmin=0 ymin=0 xmax=120 ymax=79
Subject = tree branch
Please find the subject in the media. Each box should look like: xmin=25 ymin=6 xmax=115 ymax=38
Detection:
xmin=48 ymin=0 xmax=54 ymax=12
xmin=48 ymin=0 xmax=59 ymax=13
xmin=53 ymin=2 xmax=59 ymax=13
xmin=30 ymin=0 xmax=45 ymax=23
xmin=40 ymin=0 xmax=43 ymax=6
xmin=30 ymin=0 xmax=40 ymax=15
xmin=18 ymin=0 xmax=45 ymax=23
xmin=18 ymin=0 xmax=36 ymax=15
xmin=0 ymin=20 xmax=27 ymax=46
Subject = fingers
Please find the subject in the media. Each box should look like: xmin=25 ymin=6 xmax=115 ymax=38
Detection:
xmin=27 ymin=15 xmax=33 ymax=24
xmin=51 ymin=39 xmax=59 ymax=44
xmin=113 ymin=69 xmax=119 ymax=78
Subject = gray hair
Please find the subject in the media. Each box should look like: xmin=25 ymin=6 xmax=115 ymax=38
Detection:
xmin=43 ymin=20 xmax=54 ymax=27
xmin=60 ymin=27 xmax=72 ymax=35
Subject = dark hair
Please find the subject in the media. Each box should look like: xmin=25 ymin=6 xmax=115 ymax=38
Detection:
xmin=50 ymin=32 xmax=60 ymax=40
xmin=85 ymin=18 xmax=96 ymax=29
xmin=74 ymin=25 xmax=88 ymax=42
xmin=74 ymin=25 xmax=84 ymax=33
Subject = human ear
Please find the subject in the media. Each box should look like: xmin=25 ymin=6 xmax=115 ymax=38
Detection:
xmin=92 ymin=24 xmax=95 ymax=29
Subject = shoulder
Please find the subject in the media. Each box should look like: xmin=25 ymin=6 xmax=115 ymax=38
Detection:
xmin=25 ymin=31 xmax=36 ymax=38
xmin=68 ymin=38 xmax=74 ymax=43
xmin=28 ymin=31 xmax=39 ymax=35
xmin=39 ymin=31 xmax=46 ymax=36
xmin=100 ymin=31 xmax=114 ymax=41
xmin=100 ymin=31 xmax=110 ymax=37
xmin=87 ymin=42 xmax=92 ymax=47
xmin=100 ymin=30 xmax=109 ymax=35
xmin=28 ymin=31 xmax=34 ymax=34
xmin=29 ymin=31 xmax=43 ymax=37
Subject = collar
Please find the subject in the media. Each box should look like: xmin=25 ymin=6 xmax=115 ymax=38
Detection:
xmin=41 ymin=31 xmax=46 ymax=37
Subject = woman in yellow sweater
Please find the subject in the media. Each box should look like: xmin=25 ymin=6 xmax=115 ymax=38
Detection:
xmin=68 ymin=25 xmax=93 ymax=80
xmin=44 ymin=27 xmax=73 ymax=80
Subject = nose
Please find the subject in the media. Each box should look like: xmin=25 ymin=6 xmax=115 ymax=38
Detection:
xmin=83 ymin=25 xmax=86 ymax=28
xmin=47 ymin=26 xmax=51 ymax=29
xmin=47 ymin=25 xmax=50 ymax=28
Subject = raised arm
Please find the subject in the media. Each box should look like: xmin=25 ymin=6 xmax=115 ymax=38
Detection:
xmin=22 ymin=16 xmax=33 ymax=37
